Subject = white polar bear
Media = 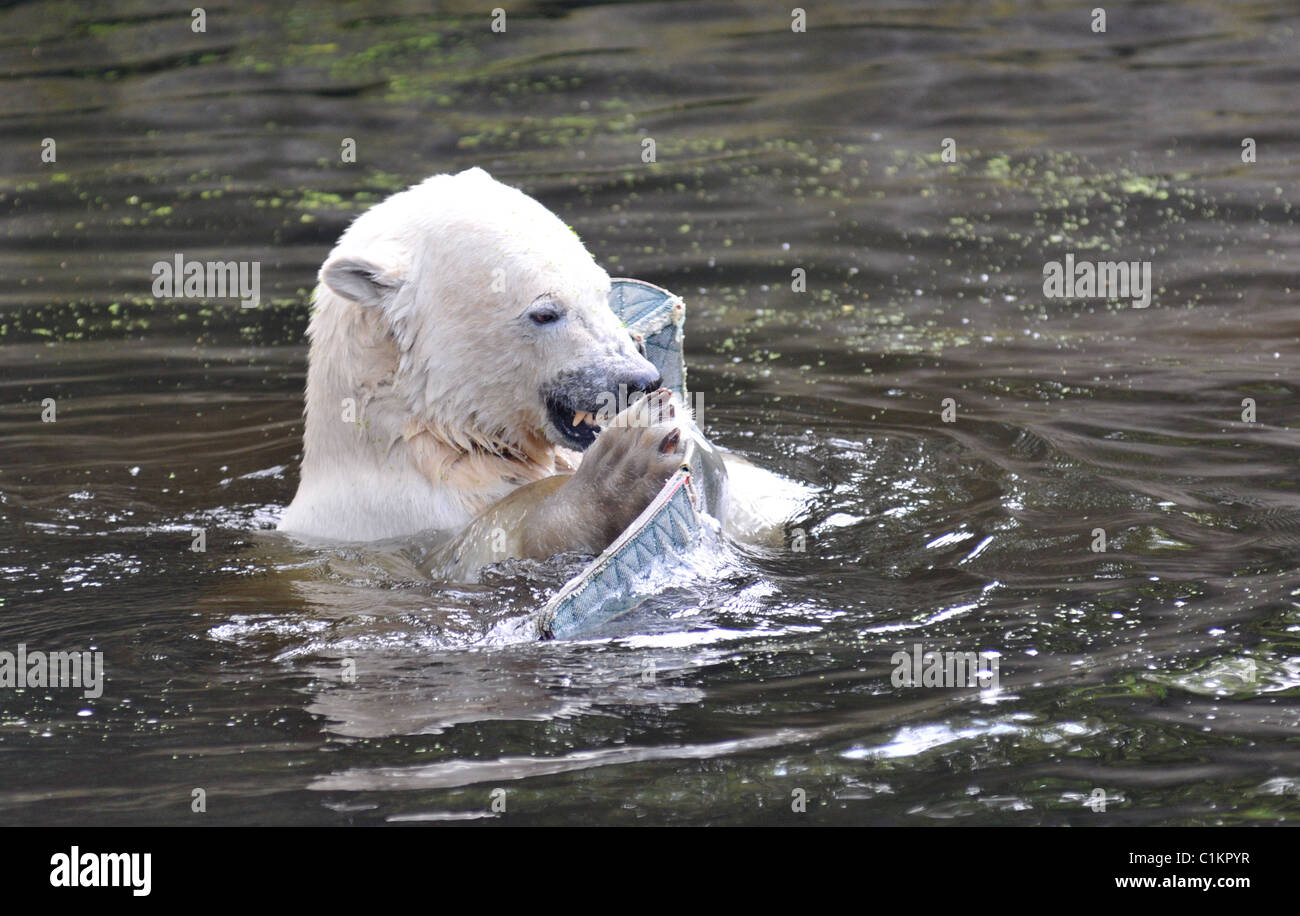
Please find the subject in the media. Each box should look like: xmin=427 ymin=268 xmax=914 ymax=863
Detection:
xmin=279 ymin=167 xmax=689 ymax=563
xmin=279 ymin=167 xmax=805 ymax=578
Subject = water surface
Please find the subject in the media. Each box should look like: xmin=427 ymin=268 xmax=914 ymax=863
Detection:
xmin=2 ymin=0 xmax=1298 ymax=825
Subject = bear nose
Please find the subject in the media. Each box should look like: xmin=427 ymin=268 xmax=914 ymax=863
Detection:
xmin=624 ymin=368 xmax=662 ymax=394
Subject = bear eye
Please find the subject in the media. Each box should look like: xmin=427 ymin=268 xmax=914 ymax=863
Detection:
xmin=528 ymin=305 xmax=562 ymax=326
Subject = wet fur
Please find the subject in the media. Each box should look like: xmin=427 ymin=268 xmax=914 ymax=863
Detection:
xmin=279 ymin=168 xmax=670 ymax=549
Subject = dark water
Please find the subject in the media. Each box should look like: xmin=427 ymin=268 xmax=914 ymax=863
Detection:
xmin=2 ymin=0 xmax=1298 ymax=825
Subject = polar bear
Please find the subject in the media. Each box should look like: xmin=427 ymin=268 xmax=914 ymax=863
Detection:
xmin=278 ymin=168 xmax=691 ymax=571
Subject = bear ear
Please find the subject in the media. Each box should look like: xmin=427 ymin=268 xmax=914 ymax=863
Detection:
xmin=320 ymin=254 xmax=405 ymax=305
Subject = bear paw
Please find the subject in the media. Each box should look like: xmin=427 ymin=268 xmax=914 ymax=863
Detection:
xmin=569 ymin=387 xmax=685 ymax=544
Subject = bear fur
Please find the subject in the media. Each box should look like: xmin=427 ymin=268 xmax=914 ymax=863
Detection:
xmin=278 ymin=168 xmax=685 ymax=565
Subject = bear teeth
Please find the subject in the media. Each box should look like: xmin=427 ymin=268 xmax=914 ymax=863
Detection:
xmin=572 ymin=410 xmax=595 ymax=427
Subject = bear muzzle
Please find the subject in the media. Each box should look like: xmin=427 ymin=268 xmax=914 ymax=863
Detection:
xmin=542 ymin=361 xmax=662 ymax=449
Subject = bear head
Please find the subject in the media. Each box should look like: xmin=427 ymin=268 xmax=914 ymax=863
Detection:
xmin=315 ymin=167 xmax=661 ymax=457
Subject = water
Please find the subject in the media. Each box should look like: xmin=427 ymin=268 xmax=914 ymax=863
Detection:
xmin=2 ymin=0 xmax=1298 ymax=825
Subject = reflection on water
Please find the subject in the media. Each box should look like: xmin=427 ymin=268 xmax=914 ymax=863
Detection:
xmin=1 ymin=0 xmax=1298 ymax=825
